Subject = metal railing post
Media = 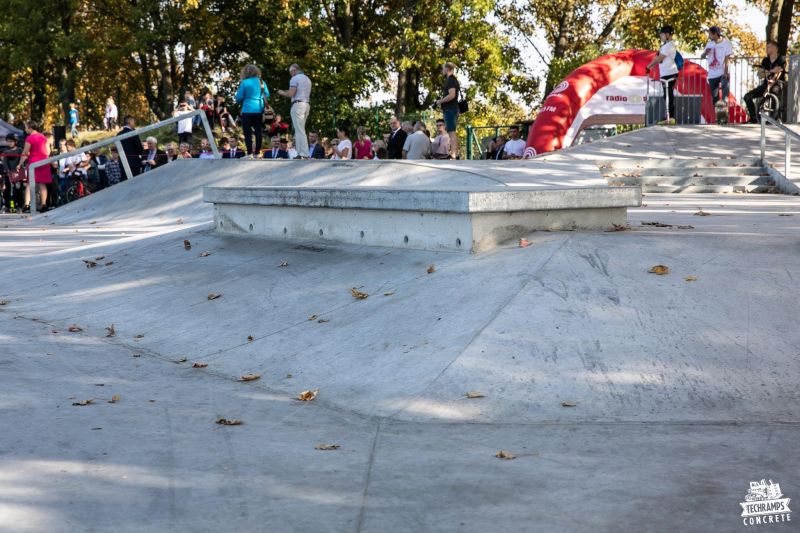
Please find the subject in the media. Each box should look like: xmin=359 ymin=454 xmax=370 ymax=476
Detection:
xmin=115 ymin=140 xmax=133 ymax=181
xmin=760 ymin=116 xmax=766 ymax=164
xmin=199 ymin=112 xmax=220 ymax=158
xmin=28 ymin=161 xmax=40 ymax=215
xmin=785 ymin=132 xmax=792 ymax=182
xmin=466 ymin=126 xmax=473 ymax=160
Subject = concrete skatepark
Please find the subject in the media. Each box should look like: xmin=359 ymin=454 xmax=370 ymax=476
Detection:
xmin=1 ymin=125 xmax=799 ymax=532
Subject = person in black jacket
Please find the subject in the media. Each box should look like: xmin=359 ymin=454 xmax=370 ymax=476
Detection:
xmin=386 ymin=116 xmax=407 ymax=159
xmin=117 ymin=115 xmax=143 ymax=179
xmin=308 ymin=132 xmax=326 ymax=159
xmin=141 ymin=137 xmax=168 ymax=172
xmin=262 ymin=136 xmax=289 ymax=159
xmin=1 ymin=134 xmax=22 ymax=212
xmin=221 ymin=138 xmax=246 ymax=159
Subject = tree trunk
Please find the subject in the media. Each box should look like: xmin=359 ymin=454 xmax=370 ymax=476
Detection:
xmin=396 ymin=69 xmax=407 ymax=116
xmin=766 ymin=0 xmax=795 ymax=55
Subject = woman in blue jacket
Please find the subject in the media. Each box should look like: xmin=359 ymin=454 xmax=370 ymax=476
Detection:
xmin=235 ymin=64 xmax=269 ymax=157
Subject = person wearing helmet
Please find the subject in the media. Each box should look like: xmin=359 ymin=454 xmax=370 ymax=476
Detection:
xmin=646 ymin=25 xmax=679 ymax=124
xmin=700 ymin=26 xmax=733 ymax=106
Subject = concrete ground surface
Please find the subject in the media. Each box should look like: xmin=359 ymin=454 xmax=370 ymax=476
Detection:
xmin=2 ymin=134 xmax=800 ymax=532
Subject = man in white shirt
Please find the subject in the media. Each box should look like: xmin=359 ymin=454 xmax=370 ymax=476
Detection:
xmin=646 ymin=25 xmax=678 ymax=124
xmin=700 ymin=26 xmax=732 ymax=105
xmin=402 ymin=121 xmax=431 ymax=160
xmin=502 ymin=126 xmax=526 ymax=159
xmin=278 ymin=64 xmax=312 ymax=158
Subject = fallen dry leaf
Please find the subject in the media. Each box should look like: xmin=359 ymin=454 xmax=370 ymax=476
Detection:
xmin=105 ymin=324 xmax=116 ymax=337
xmin=684 ymin=276 xmax=698 ymax=282
xmin=677 ymin=225 xmax=694 ymax=229
xmin=278 ymin=260 xmax=289 ymax=267
xmin=286 ymin=373 xmax=293 ymax=378
xmin=68 ymin=324 xmax=83 ymax=333
xmin=177 ymin=218 xmax=184 ymax=224
xmin=239 ymin=373 xmax=261 ymax=382
xmin=108 ymin=395 xmax=121 ymax=404
xmin=95 ymin=256 xmax=105 ymax=261
xmin=648 ymin=265 xmax=669 ymax=275
xmin=192 ymin=362 xmax=208 ymax=368
xmin=183 ymin=239 xmax=191 ymax=250
xmin=174 ymin=357 xmax=188 ymax=364
xmin=427 ymin=264 xmax=436 ymax=274
xmin=0 ymin=300 xmax=8 ymax=306
xmin=89 ymin=221 xmax=97 ymax=225
xmin=466 ymin=391 xmax=485 ymax=399
xmin=495 ymin=450 xmax=516 ymax=460
xmin=72 ymin=399 xmax=93 ymax=406
xmin=609 ymin=224 xmax=628 ymax=232
xmin=317 ymin=318 xmax=330 ymax=324
xmin=314 ymin=444 xmax=341 ymax=451
xmin=207 ymin=293 xmax=222 ymax=300
xmin=297 ymin=389 xmax=319 ymax=401
xmin=308 ymin=314 xmax=318 ymax=321
xmin=198 ymin=251 xmax=212 ymax=257
xmin=104 ymin=261 xmax=114 ymax=266
xmin=350 ymin=287 xmax=369 ymax=300
xmin=641 ymin=221 xmax=673 ymax=228
xmin=383 ymin=291 xmax=396 ymax=296
xmin=519 ymin=238 xmax=532 ymax=248
xmin=778 ymin=213 xmax=794 ymax=217
xmin=133 ymin=334 xmax=145 ymax=339
xmin=561 ymin=401 xmax=578 ymax=407
xmin=247 ymin=335 xmax=254 ymax=342
xmin=83 ymin=260 xmax=97 ymax=268
xmin=216 ymin=418 xmax=243 ymax=426
xmin=694 ymin=210 xmax=711 ymax=216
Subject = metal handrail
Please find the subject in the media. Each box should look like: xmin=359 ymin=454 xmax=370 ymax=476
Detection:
xmin=760 ymin=115 xmax=800 ymax=182
xmin=27 ymin=109 xmax=219 ymax=214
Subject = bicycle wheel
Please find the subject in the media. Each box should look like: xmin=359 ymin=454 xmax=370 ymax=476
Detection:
xmin=66 ymin=185 xmax=79 ymax=204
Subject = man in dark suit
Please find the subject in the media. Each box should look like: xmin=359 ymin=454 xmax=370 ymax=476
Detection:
xmin=221 ymin=138 xmax=246 ymax=159
xmin=262 ymin=136 xmax=289 ymax=159
xmin=140 ymin=136 xmax=167 ymax=172
xmin=117 ymin=115 xmax=143 ymax=179
xmin=308 ymin=131 xmax=325 ymax=159
xmin=387 ymin=116 xmax=407 ymax=159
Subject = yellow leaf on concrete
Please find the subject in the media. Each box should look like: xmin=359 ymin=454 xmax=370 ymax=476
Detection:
xmin=466 ymin=391 xmax=485 ymax=398
xmin=383 ymin=291 xmax=396 ymax=296
xmin=495 ymin=450 xmax=516 ymax=460
xmin=239 ymin=373 xmax=261 ymax=382
xmin=108 ymin=395 xmax=121 ymax=403
xmin=427 ymin=264 xmax=436 ymax=274
xmin=308 ymin=314 xmax=318 ymax=321
xmin=298 ymin=389 xmax=319 ymax=401
xmin=350 ymin=288 xmax=369 ymax=299
xmin=648 ymin=265 xmax=669 ymax=275
xmin=684 ymin=276 xmax=698 ymax=282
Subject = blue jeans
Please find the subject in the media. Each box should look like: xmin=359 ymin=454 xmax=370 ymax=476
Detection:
xmin=708 ymin=76 xmax=729 ymax=105
xmin=70 ymin=122 xmax=78 ymax=138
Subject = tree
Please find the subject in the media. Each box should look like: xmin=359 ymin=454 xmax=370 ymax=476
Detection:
xmin=765 ymin=0 xmax=796 ymax=55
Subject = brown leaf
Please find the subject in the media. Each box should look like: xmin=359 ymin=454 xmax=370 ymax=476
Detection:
xmin=684 ymin=276 xmax=698 ymax=282
xmin=0 ymin=300 xmax=8 ymax=306
xmin=426 ymin=264 xmax=436 ymax=273
xmin=608 ymin=224 xmax=628 ymax=232
xmin=308 ymin=314 xmax=318 ymax=321
xmin=216 ymin=418 xmax=243 ymax=425
xmin=72 ymin=399 xmax=93 ymax=406
xmin=778 ymin=213 xmax=794 ymax=217
xmin=314 ymin=444 xmax=341 ymax=451
xmin=174 ymin=357 xmax=188 ymax=364
xmin=207 ymin=293 xmax=222 ymax=300
xmin=383 ymin=291 xmax=396 ymax=296
xmin=239 ymin=373 xmax=261 ymax=382
xmin=519 ymin=238 xmax=532 ymax=247
xmin=350 ymin=287 xmax=369 ymax=300
xmin=247 ymin=335 xmax=254 ymax=342
xmin=495 ymin=450 xmax=516 ymax=460
xmin=561 ymin=401 xmax=578 ymax=407
xmin=105 ymin=324 xmax=116 ymax=337
xmin=89 ymin=221 xmax=97 ymax=225
xmin=317 ymin=318 xmax=330 ymax=323
xmin=694 ymin=210 xmax=711 ymax=216
xmin=83 ymin=260 xmax=97 ymax=268
xmin=648 ymin=265 xmax=669 ymax=275
xmin=133 ymin=334 xmax=145 ymax=339
xmin=68 ymin=324 xmax=83 ymax=333
xmin=297 ymin=389 xmax=319 ymax=401
xmin=198 ymin=251 xmax=212 ymax=257
xmin=677 ymin=225 xmax=694 ymax=229
xmin=95 ymin=256 xmax=105 ymax=261
xmin=192 ymin=362 xmax=208 ymax=368
xmin=641 ymin=221 xmax=673 ymax=228
xmin=108 ymin=395 xmax=121 ymax=403
xmin=278 ymin=260 xmax=289 ymax=267
xmin=466 ymin=391 xmax=485 ymax=398
xmin=183 ymin=239 xmax=191 ymax=250
xmin=104 ymin=261 xmax=114 ymax=266
xmin=286 ymin=373 xmax=293 ymax=378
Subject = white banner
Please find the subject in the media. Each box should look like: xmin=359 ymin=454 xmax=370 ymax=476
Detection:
xmin=740 ymin=498 xmax=792 ymax=517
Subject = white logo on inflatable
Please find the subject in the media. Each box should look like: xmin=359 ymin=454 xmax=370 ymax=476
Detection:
xmin=523 ymin=147 xmax=537 ymax=159
xmin=549 ymin=81 xmax=569 ymax=96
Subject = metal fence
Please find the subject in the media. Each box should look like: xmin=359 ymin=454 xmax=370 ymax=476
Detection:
xmin=646 ymin=55 xmax=799 ymax=125
xmin=27 ymin=109 xmax=218 ymax=214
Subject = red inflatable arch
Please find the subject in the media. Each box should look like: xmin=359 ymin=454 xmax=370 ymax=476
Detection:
xmin=524 ymin=49 xmax=748 ymax=158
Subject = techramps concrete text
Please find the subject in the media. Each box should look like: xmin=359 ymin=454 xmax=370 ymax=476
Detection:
xmin=1 ymin=156 xmax=799 ymax=532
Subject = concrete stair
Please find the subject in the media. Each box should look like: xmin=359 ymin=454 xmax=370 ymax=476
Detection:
xmin=599 ymin=158 xmax=780 ymax=194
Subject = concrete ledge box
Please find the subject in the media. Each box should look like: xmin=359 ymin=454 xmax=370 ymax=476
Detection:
xmin=203 ymin=186 xmax=641 ymax=252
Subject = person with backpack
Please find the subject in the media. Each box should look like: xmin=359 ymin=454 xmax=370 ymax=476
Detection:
xmin=235 ymin=64 xmax=270 ymax=158
xmin=646 ymin=25 xmax=680 ymax=125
